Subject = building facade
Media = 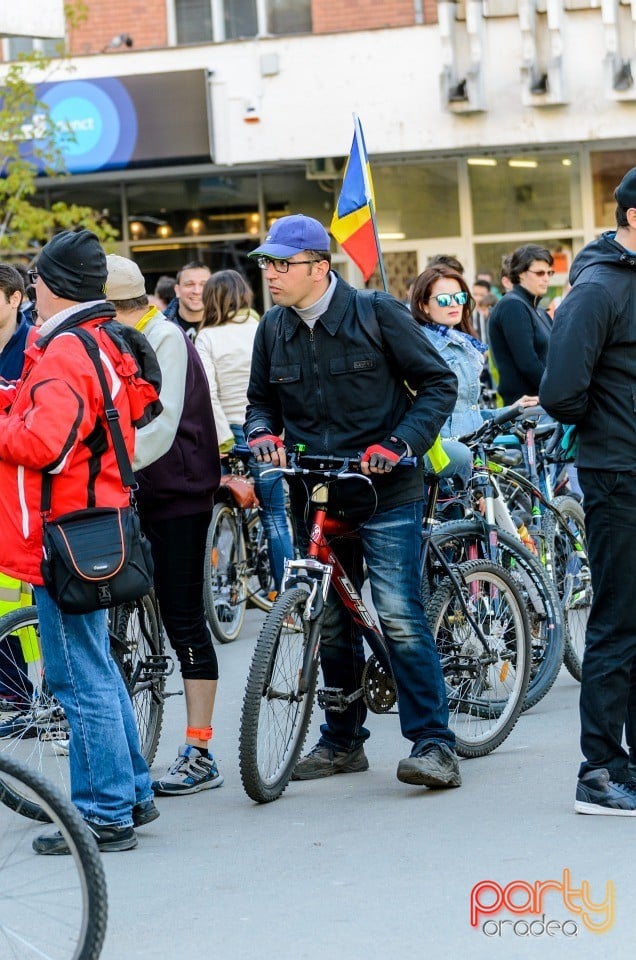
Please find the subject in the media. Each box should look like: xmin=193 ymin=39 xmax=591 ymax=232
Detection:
xmin=2 ymin=0 xmax=636 ymax=304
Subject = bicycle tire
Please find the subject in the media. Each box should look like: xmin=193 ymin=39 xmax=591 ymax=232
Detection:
xmin=542 ymin=495 xmax=590 ymax=682
xmin=0 ymin=752 xmax=108 ymax=960
xmin=427 ymin=559 xmax=532 ymax=758
xmin=0 ymin=602 xmax=163 ymax=821
xmin=426 ymin=519 xmax=565 ymax=711
xmin=112 ymin=594 xmax=165 ymax=765
xmin=203 ymin=503 xmax=248 ymax=643
xmin=244 ymin=511 xmax=276 ymax=611
xmin=239 ymin=585 xmax=317 ymax=802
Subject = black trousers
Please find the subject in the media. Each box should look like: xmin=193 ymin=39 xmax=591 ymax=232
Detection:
xmin=577 ymin=469 xmax=636 ymax=781
xmin=142 ymin=510 xmax=218 ymax=681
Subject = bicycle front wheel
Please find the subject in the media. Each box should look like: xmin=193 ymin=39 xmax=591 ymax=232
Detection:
xmin=0 ymin=753 xmax=107 ymax=960
xmin=111 ymin=594 xmax=165 ymax=765
xmin=239 ymin=586 xmax=317 ymax=803
xmin=543 ymin=495 xmax=590 ymax=681
xmin=428 ymin=560 xmax=531 ymax=758
xmin=203 ymin=503 xmax=248 ymax=643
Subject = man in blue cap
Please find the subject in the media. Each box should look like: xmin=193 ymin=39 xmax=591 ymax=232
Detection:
xmin=244 ymin=214 xmax=462 ymax=789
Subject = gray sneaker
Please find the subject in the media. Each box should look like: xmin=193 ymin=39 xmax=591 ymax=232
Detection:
xmin=152 ymin=745 xmax=224 ymax=796
xmin=291 ymin=742 xmax=369 ymax=781
xmin=397 ymin=742 xmax=462 ymax=788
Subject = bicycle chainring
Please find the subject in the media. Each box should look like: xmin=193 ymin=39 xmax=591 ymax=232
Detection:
xmin=362 ymin=655 xmax=397 ymax=714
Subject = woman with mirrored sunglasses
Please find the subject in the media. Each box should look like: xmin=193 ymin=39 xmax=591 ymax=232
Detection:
xmin=487 ymin=244 xmax=555 ymax=406
xmin=411 ymin=265 xmax=536 ymax=488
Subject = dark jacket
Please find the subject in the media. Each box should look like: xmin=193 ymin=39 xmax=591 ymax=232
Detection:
xmin=488 ymin=284 xmax=553 ymax=404
xmin=245 ymin=273 xmax=457 ymax=515
xmin=163 ymin=296 xmax=198 ymax=340
xmin=0 ymin=313 xmax=32 ymax=381
xmin=540 ymin=231 xmax=636 ymax=470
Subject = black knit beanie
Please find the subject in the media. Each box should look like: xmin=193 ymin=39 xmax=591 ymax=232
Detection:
xmin=37 ymin=230 xmax=107 ymax=302
xmin=614 ymin=167 xmax=636 ymax=211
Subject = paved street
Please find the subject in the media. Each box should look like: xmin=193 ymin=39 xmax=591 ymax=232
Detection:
xmin=90 ymin=609 xmax=632 ymax=958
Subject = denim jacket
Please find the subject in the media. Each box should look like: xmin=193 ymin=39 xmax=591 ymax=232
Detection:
xmin=422 ymin=325 xmax=483 ymax=439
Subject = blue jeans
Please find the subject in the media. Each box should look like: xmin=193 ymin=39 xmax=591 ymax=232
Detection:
xmin=230 ymin=424 xmax=293 ymax=590
xmin=424 ymin=439 xmax=473 ymax=488
xmin=34 ymin=586 xmax=154 ymax=826
xmin=294 ymin=501 xmax=454 ymax=754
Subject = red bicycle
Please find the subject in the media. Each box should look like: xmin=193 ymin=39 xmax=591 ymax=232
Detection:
xmin=238 ymin=449 xmax=530 ymax=803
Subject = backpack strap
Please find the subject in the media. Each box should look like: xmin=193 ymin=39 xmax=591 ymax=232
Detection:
xmin=40 ymin=328 xmax=137 ymax=515
xmin=354 ymin=289 xmax=384 ymax=353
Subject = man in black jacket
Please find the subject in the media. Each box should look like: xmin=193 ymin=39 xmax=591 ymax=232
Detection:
xmin=245 ymin=214 xmax=461 ymax=789
xmin=540 ymin=167 xmax=636 ymax=816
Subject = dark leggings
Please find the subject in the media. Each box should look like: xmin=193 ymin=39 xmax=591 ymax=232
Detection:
xmin=142 ymin=511 xmax=218 ymax=681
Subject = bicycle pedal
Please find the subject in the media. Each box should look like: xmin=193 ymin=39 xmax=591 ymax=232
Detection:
xmin=317 ymin=687 xmax=363 ymax=713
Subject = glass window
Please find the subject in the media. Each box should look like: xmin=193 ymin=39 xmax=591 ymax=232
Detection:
xmin=43 ymin=182 xmax=123 ymax=236
xmin=267 ymin=0 xmax=312 ymax=34
xmin=225 ymin=0 xmax=258 ymax=38
xmin=591 ymin=148 xmax=636 ymax=230
xmin=6 ymin=36 xmax=63 ymax=60
xmin=373 ymin=162 xmax=460 ymax=239
xmin=175 ymin=0 xmax=214 ymax=44
xmin=469 ymin=153 xmax=581 ymax=234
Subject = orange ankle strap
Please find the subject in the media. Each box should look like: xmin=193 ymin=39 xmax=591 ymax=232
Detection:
xmin=186 ymin=726 xmax=213 ymax=741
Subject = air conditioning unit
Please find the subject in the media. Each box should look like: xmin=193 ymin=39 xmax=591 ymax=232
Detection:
xmin=305 ymin=157 xmax=346 ymax=180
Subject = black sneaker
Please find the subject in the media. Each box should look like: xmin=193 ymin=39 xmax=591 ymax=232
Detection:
xmin=575 ymin=769 xmax=636 ymax=816
xmin=397 ymin=742 xmax=462 ymax=788
xmin=33 ymin=821 xmax=138 ymax=855
xmin=0 ymin=710 xmax=38 ymax=739
xmin=291 ymin=742 xmax=369 ymax=781
xmin=132 ymin=799 xmax=160 ymax=827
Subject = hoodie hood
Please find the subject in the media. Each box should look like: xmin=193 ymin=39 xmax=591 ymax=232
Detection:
xmin=570 ymin=230 xmax=636 ymax=284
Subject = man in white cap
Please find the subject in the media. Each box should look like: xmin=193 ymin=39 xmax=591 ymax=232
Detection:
xmin=105 ymin=255 xmax=224 ymax=797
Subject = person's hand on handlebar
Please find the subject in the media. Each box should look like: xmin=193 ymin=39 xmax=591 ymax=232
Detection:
xmin=360 ymin=436 xmax=407 ymax=475
xmin=247 ymin=430 xmax=288 ymax=468
xmin=514 ymin=395 xmax=540 ymax=408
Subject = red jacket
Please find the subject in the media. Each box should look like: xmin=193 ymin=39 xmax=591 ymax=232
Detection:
xmin=0 ymin=308 xmax=160 ymax=585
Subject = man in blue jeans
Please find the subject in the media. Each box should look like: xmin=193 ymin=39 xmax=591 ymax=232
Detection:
xmin=245 ymin=214 xmax=461 ymax=788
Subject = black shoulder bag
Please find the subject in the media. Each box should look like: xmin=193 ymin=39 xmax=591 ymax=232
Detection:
xmin=40 ymin=328 xmax=154 ymax=614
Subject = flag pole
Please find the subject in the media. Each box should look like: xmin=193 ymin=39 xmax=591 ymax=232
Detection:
xmin=353 ymin=114 xmax=389 ymax=292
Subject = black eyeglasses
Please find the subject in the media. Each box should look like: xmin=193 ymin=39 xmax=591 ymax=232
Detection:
xmin=430 ymin=292 xmax=469 ymax=307
xmin=28 ymin=270 xmax=39 ymax=285
xmin=526 ymin=269 xmax=554 ymax=278
xmin=256 ymin=256 xmax=322 ymax=274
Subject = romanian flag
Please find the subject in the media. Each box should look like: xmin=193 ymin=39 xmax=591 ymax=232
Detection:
xmin=331 ymin=116 xmax=379 ymax=281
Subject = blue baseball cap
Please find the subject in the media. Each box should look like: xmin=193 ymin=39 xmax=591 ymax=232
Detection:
xmin=249 ymin=214 xmax=331 ymax=259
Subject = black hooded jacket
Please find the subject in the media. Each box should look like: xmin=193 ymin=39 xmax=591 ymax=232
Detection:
xmin=540 ymin=231 xmax=636 ymax=470
xmin=488 ymin=283 xmax=553 ymax=404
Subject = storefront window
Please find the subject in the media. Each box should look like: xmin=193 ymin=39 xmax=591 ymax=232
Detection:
xmin=591 ymin=149 xmax=636 ymax=230
xmin=470 ymin=152 xmax=581 ymax=234
xmin=373 ymin=162 xmax=460 ymax=239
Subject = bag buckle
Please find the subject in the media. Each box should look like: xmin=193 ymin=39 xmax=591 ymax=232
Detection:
xmin=104 ymin=406 xmax=120 ymax=423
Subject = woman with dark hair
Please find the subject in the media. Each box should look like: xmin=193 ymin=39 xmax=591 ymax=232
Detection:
xmin=195 ymin=270 xmax=293 ymax=589
xmin=411 ymin=264 xmax=537 ymax=487
xmin=488 ymin=244 xmax=554 ymax=405
xmin=411 ymin=265 xmax=486 ymax=485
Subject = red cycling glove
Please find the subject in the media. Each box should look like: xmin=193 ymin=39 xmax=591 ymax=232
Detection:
xmin=247 ymin=432 xmax=284 ymax=460
xmin=361 ymin=437 xmax=407 ymax=472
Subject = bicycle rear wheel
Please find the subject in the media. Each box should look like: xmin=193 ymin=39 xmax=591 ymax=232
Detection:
xmin=239 ymin=586 xmax=317 ymax=802
xmin=203 ymin=503 xmax=248 ymax=643
xmin=542 ymin=495 xmax=590 ymax=681
xmin=427 ymin=560 xmax=531 ymax=758
xmin=427 ymin=520 xmax=565 ymax=711
xmin=0 ymin=753 xmax=107 ymax=960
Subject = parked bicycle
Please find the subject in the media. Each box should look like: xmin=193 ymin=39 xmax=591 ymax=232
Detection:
xmin=238 ymin=449 xmax=531 ymax=803
xmin=0 ymin=593 xmax=173 ymax=820
xmin=204 ymin=448 xmax=293 ymax=643
xmin=0 ymin=752 xmax=107 ymax=959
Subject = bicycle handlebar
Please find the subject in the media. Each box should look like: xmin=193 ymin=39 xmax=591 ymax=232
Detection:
xmin=230 ymin=444 xmax=418 ymax=478
xmin=458 ymin=404 xmax=548 ymax=446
